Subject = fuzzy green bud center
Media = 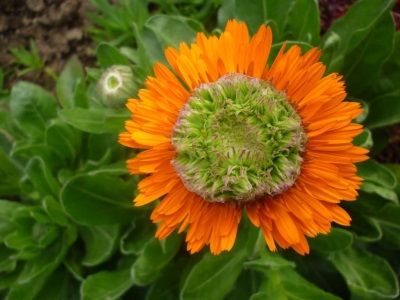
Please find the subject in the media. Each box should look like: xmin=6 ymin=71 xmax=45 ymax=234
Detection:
xmin=107 ymin=75 xmax=121 ymax=90
xmin=171 ymin=73 xmax=307 ymax=203
xmin=98 ymin=65 xmax=136 ymax=108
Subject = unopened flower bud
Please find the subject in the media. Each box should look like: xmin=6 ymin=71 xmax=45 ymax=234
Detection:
xmin=98 ymin=65 xmax=136 ymax=107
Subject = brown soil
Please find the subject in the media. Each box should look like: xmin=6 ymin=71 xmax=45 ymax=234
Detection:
xmin=0 ymin=0 xmax=97 ymax=91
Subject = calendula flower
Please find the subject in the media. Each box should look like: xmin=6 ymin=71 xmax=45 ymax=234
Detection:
xmin=119 ymin=20 xmax=368 ymax=255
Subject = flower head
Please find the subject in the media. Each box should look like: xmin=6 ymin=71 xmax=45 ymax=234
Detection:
xmin=98 ymin=65 xmax=136 ymax=107
xmin=119 ymin=20 xmax=368 ymax=255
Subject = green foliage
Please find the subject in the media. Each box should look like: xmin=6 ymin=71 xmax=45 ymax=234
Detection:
xmin=9 ymin=40 xmax=44 ymax=76
xmin=330 ymin=246 xmax=399 ymax=299
xmin=320 ymin=0 xmax=396 ymax=73
xmin=86 ymin=0 xmax=149 ymax=46
xmin=218 ymin=0 xmax=320 ymax=44
xmin=9 ymin=39 xmax=58 ymax=81
xmin=1 ymin=0 xmax=400 ymax=299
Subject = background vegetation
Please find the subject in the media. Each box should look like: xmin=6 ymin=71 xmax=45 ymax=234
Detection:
xmin=1 ymin=0 xmax=400 ymax=299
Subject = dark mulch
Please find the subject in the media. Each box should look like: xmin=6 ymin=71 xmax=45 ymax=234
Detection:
xmin=0 ymin=0 xmax=97 ymax=91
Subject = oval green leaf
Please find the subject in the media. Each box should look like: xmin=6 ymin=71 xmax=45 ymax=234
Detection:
xmin=308 ymin=228 xmax=353 ymax=253
xmin=56 ymin=55 xmax=85 ymax=109
xmin=10 ymin=82 xmax=57 ymax=140
xmin=79 ymin=225 xmax=120 ymax=267
xmin=61 ymin=174 xmax=134 ymax=225
xmin=181 ymin=248 xmax=246 ymax=300
xmin=330 ymin=246 xmax=399 ymax=299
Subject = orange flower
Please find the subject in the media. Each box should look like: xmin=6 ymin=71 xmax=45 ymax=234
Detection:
xmin=119 ymin=20 xmax=368 ymax=255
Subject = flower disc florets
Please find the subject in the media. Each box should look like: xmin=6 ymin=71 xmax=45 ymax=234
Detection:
xmin=171 ymin=73 xmax=307 ymax=203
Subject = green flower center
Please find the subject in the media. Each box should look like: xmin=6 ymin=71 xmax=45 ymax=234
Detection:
xmin=171 ymin=73 xmax=307 ymax=203
xmin=107 ymin=75 xmax=121 ymax=90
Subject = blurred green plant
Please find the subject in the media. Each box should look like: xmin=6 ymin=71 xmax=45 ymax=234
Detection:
xmin=8 ymin=39 xmax=58 ymax=81
xmin=86 ymin=0 xmax=149 ymax=46
xmin=153 ymin=0 xmax=221 ymax=23
xmin=0 ymin=0 xmax=400 ymax=299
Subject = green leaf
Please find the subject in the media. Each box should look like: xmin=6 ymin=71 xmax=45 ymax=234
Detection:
xmin=87 ymin=160 xmax=128 ymax=177
xmin=369 ymin=128 xmax=390 ymax=157
xmin=132 ymin=235 xmax=181 ymax=286
xmin=375 ymin=203 xmax=400 ymax=226
xmin=96 ymin=43 xmax=130 ymax=69
xmin=372 ymin=31 xmax=400 ymax=96
xmin=353 ymin=98 xmax=369 ymax=123
xmin=33 ymin=222 xmax=61 ymax=249
xmin=321 ymin=0 xmax=396 ymax=73
xmin=357 ymin=160 xmax=397 ymax=191
xmin=10 ymin=82 xmax=57 ymax=140
xmin=6 ymin=227 xmax=77 ymax=300
xmin=385 ymin=164 xmax=400 ymax=196
xmin=330 ymin=246 xmax=399 ymax=299
xmin=103 ymin=110 xmax=131 ymax=132
xmin=218 ymin=0 xmax=295 ymax=38
xmin=285 ymin=0 xmax=320 ymax=45
xmin=361 ymin=182 xmax=398 ymax=202
xmin=181 ymin=246 xmax=246 ymax=300
xmin=59 ymin=107 xmax=129 ymax=134
xmin=85 ymin=132 xmax=125 ymax=164
xmin=350 ymin=191 xmax=391 ymax=215
xmin=372 ymin=203 xmax=400 ymax=248
xmin=0 ymin=148 xmax=21 ymax=196
xmin=73 ymin=78 xmax=89 ymax=108
xmin=0 ymin=209 xmax=17 ymax=243
xmin=64 ymin=246 xmax=85 ymax=281
xmin=120 ymin=222 xmax=154 ymax=255
xmin=0 ymin=199 xmax=23 ymax=217
xmin=59 ymin=108 xmax=107 ymax=134
xmin=11 ymin=142 xmax=65 ymax=171
xmin=81 ymin=259 xmax=134 ymax=300
xmin=351 ymin=213 xmax=382 ymax=242
xmin=45 ymin=120 xmax=80 ymax=164
xmin=0 ymin=270 xmax=19 ymax=292
xmin=35 ymin=267 xmax=73 ymax=300
xmin=0 ymin=246 xmax=17 ymax=272
xmin=308 ymin=228 xmax=353 ymax=253
xmin=358 ymin=160 xmax=399 ymax=202
xmin=26 ymin=157 xmax=61 ymax=198
xmin=131 ymin=23 xmax=153 ymax=75
xmin=257 ymin=267 xmax=341 ymax=300
xmin=249 ymin=292 xmax=270 ymax=300
xmin=56 ymin=55 xmax=85 ymax=108
xmin=42 ymin=196 xmax=69 ymax=227
xmin=224 ymin=269 xmax=264 ymax=300
xmin=79 ymin=225 xmax=120 ymax=267
xmin=6 ymin=275 xmax=50 ymax=300
xmin=146 ymin=260 xmax=189 ymax=300
xmin=353 ymin=129 xmax=373 ymax=149
xmin=341 ymin=12 xmax=394 ymax=97
xmin=364 ymin=95 xmax=400 ymax=129
xmin=17 ymin=227 xmax=77 ymax=283
xmin=244 ymin=252 xmax=295 ymax=271
xmin=12 ymin=205 xmax=50 ymax=223
xmin=0 ymin=269 xmax=20 ymax=293
xmin=4 ymin=214 xmax=39 ymax=255
xmin=61 ymin=174 xmax=134 ymax=225
xmin=141 ymin=15 xmax=204 ymax=65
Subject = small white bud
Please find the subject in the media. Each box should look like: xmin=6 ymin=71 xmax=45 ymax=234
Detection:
xmin=98 ymin=65 xmax=136 ymax=108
